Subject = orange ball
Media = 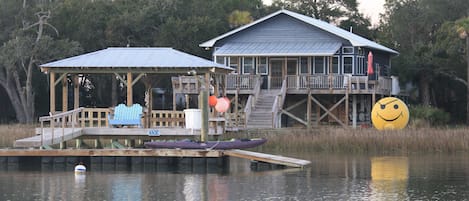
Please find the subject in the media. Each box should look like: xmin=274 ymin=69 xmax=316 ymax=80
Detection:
xmin=208 ymin=95 xmax=218 ymax=107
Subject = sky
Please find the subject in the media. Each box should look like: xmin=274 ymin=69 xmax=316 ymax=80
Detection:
xmin=357 ymin=0 xmax=385 ymax=25
xmin=262 ymin=0 xmax=386 ymax=25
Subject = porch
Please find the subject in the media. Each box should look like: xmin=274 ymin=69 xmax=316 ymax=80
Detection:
xmin=224 ymin=74 xmax=392 ymax=95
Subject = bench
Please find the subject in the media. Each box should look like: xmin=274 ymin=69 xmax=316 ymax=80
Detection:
xmin=108 ymin=104 xmax=143 ymax=127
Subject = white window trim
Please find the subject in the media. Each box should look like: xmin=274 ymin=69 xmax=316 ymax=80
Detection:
xmin=242 ymin=57 xmax=255 ymax=75
xmin=313 ymin=56 xmax=326 ymax=74
xmin=299 ymin=57 xmax=309 ymax=74
xmin=342 ymin=46 xmax=354 ymax=54
xmin=257 ymin=57 xmax=268 ymax=75
xmin=342 ymin=56 xmax=354 ymax=74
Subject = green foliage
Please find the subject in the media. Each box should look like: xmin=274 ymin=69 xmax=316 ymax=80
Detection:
xmin=409 ymin=105 xmax=450 ymax=126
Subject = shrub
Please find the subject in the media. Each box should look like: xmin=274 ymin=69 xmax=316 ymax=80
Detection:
xmin=409 ymin=105 xmax=450 ymax=126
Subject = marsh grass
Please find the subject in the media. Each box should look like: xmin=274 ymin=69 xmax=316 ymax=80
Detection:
xmin=0 ymin=124 xmax=36 ymax=147
xmin=226 ymin=127 xmax=469 ymax=154
xmin=1 ymin=123 xmax=469 ymax=154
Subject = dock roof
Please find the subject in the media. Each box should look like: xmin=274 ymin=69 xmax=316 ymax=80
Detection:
xmin=40 ymin=47 xmax=233 ymax=74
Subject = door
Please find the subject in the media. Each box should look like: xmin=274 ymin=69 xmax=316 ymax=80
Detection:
xmin=270 ymin=59 xmax=283 ymax=89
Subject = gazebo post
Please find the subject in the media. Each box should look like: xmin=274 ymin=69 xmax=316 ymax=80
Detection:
xmin=62 ymin=75 xmax=68 ymax=112
xmin=73 ymin=75 xmax=79 ymax=109
xmin=200 ymin=72 xmax=210 ymax=142
xmin=50 ymin=72 xmax=56 ymax=114
xmin=127 ymin=72 xmax=133 ymax=106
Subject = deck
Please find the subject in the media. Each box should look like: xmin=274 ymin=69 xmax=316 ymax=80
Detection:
xmin=14 ymin=108 xmax=226 ymax=148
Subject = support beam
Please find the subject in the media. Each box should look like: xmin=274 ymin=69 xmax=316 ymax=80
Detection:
xmin=352 ymin=95 xmax=357 ymax=128
xmin=73 ymin=75 xmax=79 ymax=109
xmin=62 ymin=75 xmax=68 ymax=112
xmin=50 ymin=72 xmax=56 ymax=113
xmin=114 ymin=73 xmax=127 ymax=86
xmin=200 ymin=72 xmax=210 ymax=142
xmin=132 ymin=73 xmax=145 ymax=86
xmin=310 ymin=95 xmax=347 ymax=127
xmin=127 ymin=72 xmax=133 ymax=106
xmin=345 ymin=91 xmax=349 ymax=126
xmin=307 ymin=91 xmax=311 ymax=131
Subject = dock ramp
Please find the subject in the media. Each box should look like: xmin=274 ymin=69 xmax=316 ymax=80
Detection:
xmin=224 ymin=149 xmax=311 ymax=168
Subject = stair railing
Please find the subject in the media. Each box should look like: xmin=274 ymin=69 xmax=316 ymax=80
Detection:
xmin=243 ymin=76 xmax=263 ymax=127
xmin=272 ymin=79 xmax=287 ymax=128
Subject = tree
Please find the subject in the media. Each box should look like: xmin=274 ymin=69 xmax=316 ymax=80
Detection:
xmin=0 ymin=2 xmax=81 ymax=123
xmin=379 ymin=0 xmax=469 ymax=122
xmin=455 ymin=17 xmax=469 ymax=124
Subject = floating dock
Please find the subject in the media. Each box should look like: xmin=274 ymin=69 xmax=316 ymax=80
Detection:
xmin=0 ymin=148 xmax=311 ymax=170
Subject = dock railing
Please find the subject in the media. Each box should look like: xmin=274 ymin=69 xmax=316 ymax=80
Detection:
xmin=39 ymin=107 xmax=84 ymax=146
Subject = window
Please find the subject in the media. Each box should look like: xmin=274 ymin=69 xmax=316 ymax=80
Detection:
xmin=215 ymin=56 xmax=225 ymax=65
xmin=342 ymin=46 xmax=354 ymax=54
xmin=343 ymin=56 xmax=353 ymax=74
xmin=356 ymin=56 xmax=365 ymax=75
xmin=257 ymin=57 xmax=268 ymax=75
xmin=242 ymin=57 xmax=255 ymax=74
xmin=229 ymin=57 xmax=239 ymax=73
xmin=313 ymin=57 xmax=325 ymax=74
xmin=287 ymin=59 xmax=297 ymax=75
xmin=299 ymin=57 xmax=309 ymax=74
xmin=332 ymin=56 xmax=340 ymax=74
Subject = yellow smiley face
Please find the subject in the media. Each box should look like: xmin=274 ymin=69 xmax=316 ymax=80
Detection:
xmin=371 ymin=97 xmax=409 ymax=130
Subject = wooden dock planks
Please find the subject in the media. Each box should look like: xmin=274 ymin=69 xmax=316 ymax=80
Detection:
xmin=0 ymin=149 xmax=223 ymax=157
xmin=224 ymin=149 xmax=311 ymax=168
xmin=14 ymin=128 xmax=83 ymax=148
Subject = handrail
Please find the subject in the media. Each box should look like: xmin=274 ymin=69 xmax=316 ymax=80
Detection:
xmin=244 ymin=95 xmax=253 ymax=127
xmin=39 ymin=107 xmax=84 ymax=147
xmin=251 ymin=75 xmax=262 ymax=109
xmin=272 ymin=79 xmax=287 ymax=128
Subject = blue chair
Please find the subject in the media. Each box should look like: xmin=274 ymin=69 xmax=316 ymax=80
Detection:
xmin=108 ymin=104 xmax=143 ymax=127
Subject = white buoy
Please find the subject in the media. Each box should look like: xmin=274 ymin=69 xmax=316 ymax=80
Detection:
xmin=74 ymin=163 xmax=86 ymax=174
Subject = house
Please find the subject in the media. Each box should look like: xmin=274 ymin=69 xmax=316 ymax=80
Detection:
xmin=199 ymin=9 xmax=399 ymax=128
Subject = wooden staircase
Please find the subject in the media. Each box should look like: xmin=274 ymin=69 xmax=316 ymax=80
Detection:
xmin=246 ymin=90 xmax=280 ymax=129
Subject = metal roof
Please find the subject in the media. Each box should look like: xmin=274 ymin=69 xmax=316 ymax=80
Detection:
xmin=200 ymin=9 xmax=398 ymax=55
xmin=214 ymin=42 xmax=342 ymax=56
xmin=40 ymin=47 xmax=233 ymax=71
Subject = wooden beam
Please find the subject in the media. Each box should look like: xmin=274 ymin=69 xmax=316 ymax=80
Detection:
xmin=54 ymin=73 xmax=68 ymax=87
xmin=345 ymin=91 xmax=349 ymax=126
xmin=127 ymin=72 xmax=132 ymax=106
xmin=132 ymin=73 xmax=145 ymax=86
xmin=280 ymin=109 xmax=307 ymax=125
xmin=200 ymin=72 xmax=210 ymax=142
xmin=0 ymin=149 xmax=223 ymax=157
xmin=114 ymin=73 xmax=127 ymax=86
xmin=62 ymin=76 xmax=68 ymax=112
xmin=73 ymin=75 xmax=79 ymax=109
xmin=50 ymin=72 xmax=56 ymax=113
xmin=310 ymin=95 xmax=347 ymax=127
xmin=307 ymin=91 xmax=311 ymax=130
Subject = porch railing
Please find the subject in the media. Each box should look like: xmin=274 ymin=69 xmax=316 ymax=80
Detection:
xmin=226 ymin=74 xmax=258 ymax=90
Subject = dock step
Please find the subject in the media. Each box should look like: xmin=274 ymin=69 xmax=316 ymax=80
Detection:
xmin=223 ymin=149 xmax=311 ymax=168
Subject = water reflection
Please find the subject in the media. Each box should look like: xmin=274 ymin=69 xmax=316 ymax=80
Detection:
xmin=370 ymin=156 xmax=409 ymax=200
xmin=1 ymin=154 xmax=469 ymax=200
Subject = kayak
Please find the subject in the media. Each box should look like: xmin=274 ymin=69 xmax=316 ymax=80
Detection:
xmin=144 ymin=138 xmax=267 ymax=150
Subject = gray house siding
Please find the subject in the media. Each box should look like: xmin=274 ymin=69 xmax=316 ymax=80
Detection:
xmin=215 ymin=14 xmax=349 ymax=47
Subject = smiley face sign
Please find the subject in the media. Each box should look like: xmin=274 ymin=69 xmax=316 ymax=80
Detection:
xmin=371 ymin=97 xmax=409 ymax=130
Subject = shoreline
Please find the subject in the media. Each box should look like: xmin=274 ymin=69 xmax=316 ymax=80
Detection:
xmin=1 ymin=124 xmax=469 ymax=154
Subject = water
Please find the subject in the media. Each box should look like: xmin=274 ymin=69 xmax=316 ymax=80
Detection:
xmin=1 ymin=152 xmax=469 ymax=201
